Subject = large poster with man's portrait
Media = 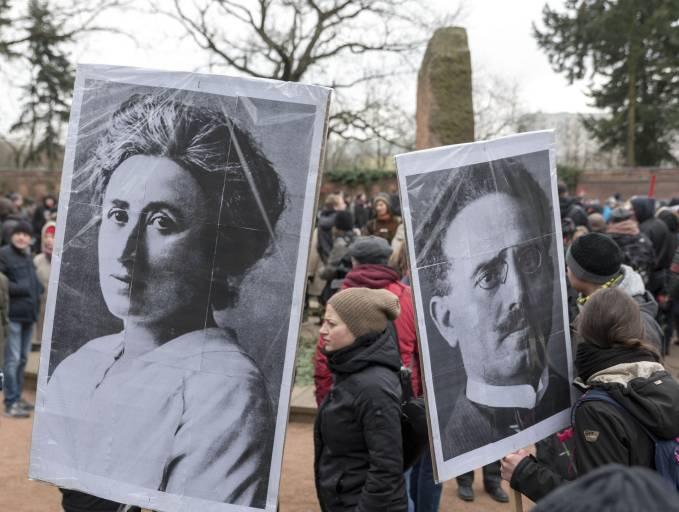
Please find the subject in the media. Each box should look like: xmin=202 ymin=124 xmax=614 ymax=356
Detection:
xmin=396 ymin=131 xmax=573 ymax=481
xmin=29 ymin=65 xmax=331 ymax=512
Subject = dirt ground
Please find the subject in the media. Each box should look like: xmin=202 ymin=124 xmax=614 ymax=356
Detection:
xmin=1 ymin=391 xmax=517 ymax=512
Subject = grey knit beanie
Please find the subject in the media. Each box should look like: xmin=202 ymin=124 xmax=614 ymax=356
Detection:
xmin=327 ymin=287 xmax=400 ymax=338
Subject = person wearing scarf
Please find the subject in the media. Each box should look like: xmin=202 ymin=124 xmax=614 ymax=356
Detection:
xmin=314 ymin=287 xmax=407 ymax=512
xmin=500 ymin=287 xmax=679 ymax=502
xmin=364 ymin=193 xmax=401 ymax=244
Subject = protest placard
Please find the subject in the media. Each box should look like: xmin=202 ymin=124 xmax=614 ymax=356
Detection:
xmin=396 ymin=131 xmax=573 ymax=481
xmin=29 ymin=64 xmax=330 ymax=512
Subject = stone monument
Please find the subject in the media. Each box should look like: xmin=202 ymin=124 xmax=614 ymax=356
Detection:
xmin=416 ymin=27 xmax=474 ymax=150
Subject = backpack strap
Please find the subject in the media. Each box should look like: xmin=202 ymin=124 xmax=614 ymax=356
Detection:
xmin=572 ymin=388 xmax=658 ymax=442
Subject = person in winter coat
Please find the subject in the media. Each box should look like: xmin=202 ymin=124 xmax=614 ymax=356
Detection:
xmin=558 ymin=182 xmax=590 ymax=230
xmin=314 ymin=287 xmax=407 ymax=512
xmin=317 ymin=194 xmax=346 ymax=264
xmin=319 ymin=211 xmax=356 ymax=305
xmin=0 ymin=221 xmax=42 ymax=417
xmin=566 ymin=233 xmax=664 ymax=351
xmin=630 ymin=196 xmax=673 ymax=294
xmin=33 ymin=221 xmax=56 ymax=345
xmin=32 ymin=194 xmax=57 ymax=253
xmin=669 ymin=245 xmax=679 ymax=344
xmin=364 ymin=193 xmax=401 ymax=244
xmin=605 ymin=207 xmax=656 ymax=287
xmin=531 ymin=464 xmax=679 ymax=512
xmin=501 ymin=287 xmax=679 ymax=502
xmin=60 ymin=489 xmax=132 ymax=512
xmin=352 ymin=193 xmax=370 ymax=230
xmin=314 ymin=236 xmax=420 ymax=405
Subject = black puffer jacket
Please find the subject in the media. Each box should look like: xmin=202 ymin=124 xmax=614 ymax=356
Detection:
xmin=0 ymin=243 xmax=42 ymax=322
xmin=314 ymin=330 xmax=407 ymax=512
xmin=511 ymin=359 xmax=679 ymax=502
xmin=631 ymin=197 xmax=673 ymax=272
xmin=669 ymin=246 xmax=679 ymax=299
xmin=317 ymin=209 xmax=337 ymax=264
xmin=560 ymin=197 xmax=590 ymax=229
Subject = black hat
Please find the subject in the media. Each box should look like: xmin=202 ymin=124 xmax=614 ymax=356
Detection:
xmin=349 ymin=236 xmax=393 ymax=265
xmin=609 ymin=207 xmax=632 ymax=223
xmin=334 ymin=211 xmax=354 ymax=232
xmin=11 ymin=220 xmax=33 ymax=238
xmin=533 ymin=464 xmax=679 ymax=512
xmin=566 ymin=233 xmax=622 ymax=284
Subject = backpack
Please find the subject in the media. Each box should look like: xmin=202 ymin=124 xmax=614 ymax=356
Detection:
xmin=573 ymin=388 xmax=679 ymax=492
xmin=387 ymin=321 xmax=428 ymax=469
xmin=609 ymin=233 xmax=656 ymax=286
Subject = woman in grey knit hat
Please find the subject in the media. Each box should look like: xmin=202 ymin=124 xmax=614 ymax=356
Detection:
xmin=314 ymin=287 xmax=407 ymax=512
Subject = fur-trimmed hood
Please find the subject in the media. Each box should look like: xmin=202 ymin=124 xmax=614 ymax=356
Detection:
xmin=586 ymin=361 xmax=679 ymax=439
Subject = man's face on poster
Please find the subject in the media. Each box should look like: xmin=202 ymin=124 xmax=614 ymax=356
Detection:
xmin=430 ymin=192 xmax=553 ymax=387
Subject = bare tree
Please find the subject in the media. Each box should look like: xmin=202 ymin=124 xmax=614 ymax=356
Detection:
xmin=155 ymin=0 xmax=460 ymax=144
xmin=0 ymin=0 xmax=131 ymax=169
xmin=473 ymin=72 xmax=524 ymax=141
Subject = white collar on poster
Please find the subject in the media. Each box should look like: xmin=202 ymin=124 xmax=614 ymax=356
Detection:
xmin=465 ymin=366 xmax=550 ymax=410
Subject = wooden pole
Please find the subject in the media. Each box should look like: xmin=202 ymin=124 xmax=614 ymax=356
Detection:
xmin=510 ymin=488 xmax=524 ymax=512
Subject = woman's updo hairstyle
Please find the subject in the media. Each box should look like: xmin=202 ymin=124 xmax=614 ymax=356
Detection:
xmin=82 ymin=93 xmax=287 ymax=308
xmin=577 ymin=287 xmax=659 ymax=357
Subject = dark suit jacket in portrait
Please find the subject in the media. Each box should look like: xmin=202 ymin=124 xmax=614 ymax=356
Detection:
xmin=441 ymin=367 xmax=571 ymax=460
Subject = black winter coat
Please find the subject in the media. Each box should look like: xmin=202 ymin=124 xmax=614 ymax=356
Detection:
xmin=631 ymin=197 xmax=673 ymax=272
xmin=317 ymin=209 xmax=337 ymax=264
xmin=559 ymin=197 xmax=590 ymax=229
xmin=511 ymin=362 xmax=679 ymax=502
xmin=0 ymin=244 xmax=42 ymax=323
xmin=314 ymin=330 xmax=407 ymax=512
xmin=669 ymin=246 xmax=679 ymax=300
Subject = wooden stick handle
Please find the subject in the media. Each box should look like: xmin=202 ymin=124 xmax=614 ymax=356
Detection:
xmin=510 ymin=488 xmax=524 ymax=512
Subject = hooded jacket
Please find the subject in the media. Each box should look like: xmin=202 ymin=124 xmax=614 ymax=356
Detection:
xmin=606 ymin=221 xmax=656 ymax=285
xmin=560 ymin=197 xmax=590 ymax=229
xmin=669 ymin=246 xmax=679 ymax=300
xmin=614 ymin=265 xmax=664 ymax=350
xmin=314 ymin=264 xmax=421 ymax=404
xmin=631 ymin=197 xmax=673 ymax=272
xmin=510 ymin=360 xmax=679 ymax=502
xmin=0 ymin=242 xmax=42 ymax=323
xmin=317 ymin=209 xmax=338 ymax=264
xmin=314 ymin=330 xmax=407 ymax=512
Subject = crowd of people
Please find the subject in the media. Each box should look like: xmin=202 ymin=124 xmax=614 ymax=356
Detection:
xmin=309 ymin=186 xmax=679 ymax=511
xmin=2 ymin=185 xmax=679 ymax=511
xmin=0 ymin=192 xmax=56 ymax=419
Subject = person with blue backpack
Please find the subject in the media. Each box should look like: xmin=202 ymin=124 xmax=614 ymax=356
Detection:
xmin=501 ymin=287 xmax=679 ymax=502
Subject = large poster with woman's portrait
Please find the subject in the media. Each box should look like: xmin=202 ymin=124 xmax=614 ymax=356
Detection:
xmin=395 ymin=131 xmax=573 ymax=482
xmin=29 ymin=65 xmax=331 ymax=512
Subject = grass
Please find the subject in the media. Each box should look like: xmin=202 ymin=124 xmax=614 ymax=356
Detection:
xmin=294 ymin=320 xmax=320 ymax=387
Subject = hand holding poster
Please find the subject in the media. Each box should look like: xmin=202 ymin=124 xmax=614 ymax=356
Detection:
xmin=29 ymin=65 xmax=330 ymax=512
xmin=395 ymin=131 xmax=573 ymax=481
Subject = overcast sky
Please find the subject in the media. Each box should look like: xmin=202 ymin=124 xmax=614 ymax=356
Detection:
xmin=0 ymin=0 xmax=597 ymax=134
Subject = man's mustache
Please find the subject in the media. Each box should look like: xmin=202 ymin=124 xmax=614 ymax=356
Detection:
xmin=498 ymin=307 xmax=528 ymax=339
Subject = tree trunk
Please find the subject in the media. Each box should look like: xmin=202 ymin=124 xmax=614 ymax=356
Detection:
xmin=626 ymin=36 xmax=639 ymax=166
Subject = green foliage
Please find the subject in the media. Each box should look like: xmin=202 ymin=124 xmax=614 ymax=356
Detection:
xmin=324 ymin=167 xmax=395 ymax=186
xmin=294 ymin=330 xmax=317 ymax=387
xmin=534 ymin=0 xmax=679 ymax=166
xmin=9 ymin=0 xmax=74 ymax=170
xmin=557 ymin=164 xmax=583 ymax=191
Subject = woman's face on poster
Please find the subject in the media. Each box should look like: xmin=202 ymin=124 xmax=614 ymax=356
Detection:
xmin=98 ymin=155 xmax=216 ymax=325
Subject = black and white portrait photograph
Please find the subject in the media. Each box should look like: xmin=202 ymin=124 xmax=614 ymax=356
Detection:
xmin=396 ymin=131 xmax=573 ymax=481
xmin=29 ymin=65 xmax=330 ymax=512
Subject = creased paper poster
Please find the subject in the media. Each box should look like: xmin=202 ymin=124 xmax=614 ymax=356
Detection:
xmin=396 ymin=131 xmax=573 ymax=482
xmin=29 ymin=64 xmax=331 ymax=512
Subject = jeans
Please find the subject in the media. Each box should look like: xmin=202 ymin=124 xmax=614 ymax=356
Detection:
xmin=3 ymin=321 xmax=33 ymax=408
xmin=409 ymin=449 xmax=443 ymax=512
